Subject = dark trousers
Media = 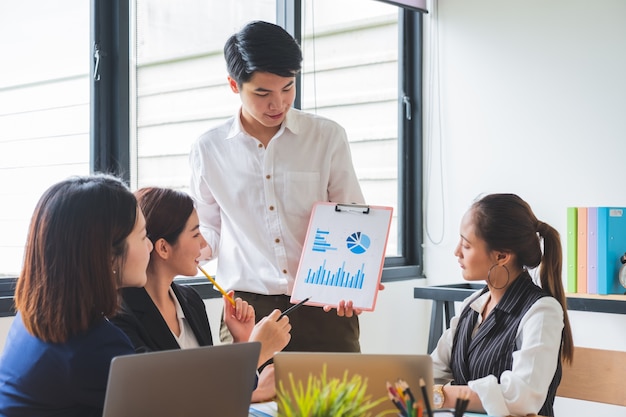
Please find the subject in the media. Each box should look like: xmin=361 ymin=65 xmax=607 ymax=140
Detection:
xmin=220 ymin=292 xmax=360 ymax=353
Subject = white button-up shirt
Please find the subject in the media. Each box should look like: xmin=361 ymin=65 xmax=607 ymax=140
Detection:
xmin=189 ymin=108 xmax=364 ymax=295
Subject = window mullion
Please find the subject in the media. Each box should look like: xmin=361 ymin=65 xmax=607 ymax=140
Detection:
xmin=90 ymin=0 xmax=131 ymax=182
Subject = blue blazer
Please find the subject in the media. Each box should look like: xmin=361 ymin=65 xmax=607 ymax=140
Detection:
xmin=0 ymin=313 xmax=134 ymax=417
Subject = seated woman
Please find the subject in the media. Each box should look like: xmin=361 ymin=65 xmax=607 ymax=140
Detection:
xmin=110 ymin=187 xmax=291 ymax=402
xmin=0 ymin=174 xmax=154 ymax=416
xmin=430 ymin=193 xmax=573 ymax=417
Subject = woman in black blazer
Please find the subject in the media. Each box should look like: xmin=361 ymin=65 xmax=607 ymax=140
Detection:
xmin=111 ymin=187 xmax=291 ymax=402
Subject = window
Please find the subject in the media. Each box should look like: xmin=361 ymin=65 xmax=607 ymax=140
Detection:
xmin=0 ymin=0 xmax=423 ymax=304
xmin=299 ymin=1 xmax=424 ymax=277
xmin=133 ymin=0 xmax=276 ymax=191
xmin=300 ymin=0 xmax=400 ymax=256
xmin=131 ymin=0 xmax=423 ymax=280
xmin=0 ymin=1 xmax=90 ymax=279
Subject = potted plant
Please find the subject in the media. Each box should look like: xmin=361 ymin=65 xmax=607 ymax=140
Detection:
xmin=275 ymin=365 xmax=398 ymax=417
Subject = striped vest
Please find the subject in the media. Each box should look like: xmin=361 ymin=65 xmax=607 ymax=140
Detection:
xmin=450 ymin=273 xmax=562 ymax=417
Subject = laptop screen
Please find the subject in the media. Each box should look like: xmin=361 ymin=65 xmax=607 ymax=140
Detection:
xmin=102 ymin=342 xmax=260 ymax=417
xmin=273 ymin=352 xmax=434 ymax=416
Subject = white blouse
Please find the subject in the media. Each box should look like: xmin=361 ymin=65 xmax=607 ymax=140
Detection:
xmin=169 ymin=287 xmax=200 ymax=350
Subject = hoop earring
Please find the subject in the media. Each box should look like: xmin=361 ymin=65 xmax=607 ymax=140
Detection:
xmin=487 ymin=264 xmax=510 ymax=290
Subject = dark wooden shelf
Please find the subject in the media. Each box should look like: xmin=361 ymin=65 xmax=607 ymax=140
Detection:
xmin=414 ymin=283 xmax=626 ymax=353
xmin=414 ymin=283 xmax=626 ymax=314
xmin=563 ymin=292 xmax=626 ymax=314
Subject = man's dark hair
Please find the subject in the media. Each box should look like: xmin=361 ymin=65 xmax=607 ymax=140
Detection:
xmin=224 ymin=20 xmax=302 ymax=85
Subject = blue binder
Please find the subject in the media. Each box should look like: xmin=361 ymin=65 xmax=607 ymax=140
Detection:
xmin=597 ymin=207 xmax=626 ymax=295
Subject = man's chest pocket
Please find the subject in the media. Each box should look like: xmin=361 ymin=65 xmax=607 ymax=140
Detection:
xmin=283 ymin=171 xmax=322 ymax=216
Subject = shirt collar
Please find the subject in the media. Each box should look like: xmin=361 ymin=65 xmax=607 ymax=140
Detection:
xmin=470 ymin=290 xmax=491 ymax=315
xmin=282 ymin=108 xmax=300 ymax=135
xmin=225 ymin=109 xmax=246 ymax=140
xmin=225 ymin=107 xmax=300 ymax=140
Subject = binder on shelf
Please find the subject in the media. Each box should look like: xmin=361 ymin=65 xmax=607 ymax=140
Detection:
xmin=576 ymin=207 xmax=588 ymax=294
xmin=597 ymin=207 xmax=626 ymax=295
xmin=566 ymin=207 xmax=577 ymax=293
xmin=586 ymin=207 xmax=598 ymax=294
xmin=292 ymin=202 xmax=393 ymax=311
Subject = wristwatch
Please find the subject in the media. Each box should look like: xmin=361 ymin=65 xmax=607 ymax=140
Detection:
xmin=433 ymin=384 xmax=445 ymax=409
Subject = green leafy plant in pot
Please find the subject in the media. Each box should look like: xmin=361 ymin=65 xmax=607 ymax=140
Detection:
xmin=275 ymin=365 xmax=398 ymax=417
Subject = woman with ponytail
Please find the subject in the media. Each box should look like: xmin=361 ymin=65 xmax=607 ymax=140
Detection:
xmin=431 ymin=193 xmax=573 ymax=417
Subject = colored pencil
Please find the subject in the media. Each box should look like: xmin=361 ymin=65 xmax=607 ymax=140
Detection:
xmin=419 ymin=378 xmax=433 ymax=417
xmin=198 ymin=265 xmax=236 ymax=307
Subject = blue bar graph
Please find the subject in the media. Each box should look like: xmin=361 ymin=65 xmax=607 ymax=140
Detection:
xmin=312 ymin=228 xmax=337 ymax=252
xmin=305 ymin=260 xmax=365 ymax=289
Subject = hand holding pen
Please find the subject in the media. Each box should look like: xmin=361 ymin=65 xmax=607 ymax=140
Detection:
xmin=250 ymin=309 xmax=292 ymax=366
xmin=222 ymin=290 xmax=255 ymax=343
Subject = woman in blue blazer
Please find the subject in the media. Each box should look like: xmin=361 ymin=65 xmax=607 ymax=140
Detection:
xmin=0 ymin=174 xmax=154 ymax=416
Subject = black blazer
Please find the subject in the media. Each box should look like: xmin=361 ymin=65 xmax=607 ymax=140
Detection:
xmin=111 ymin=284 xmax=214 ymax=352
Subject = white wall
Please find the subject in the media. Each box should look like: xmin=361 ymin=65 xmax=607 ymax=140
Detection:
xmin=419 ymin=0 xmax=626 ymax=415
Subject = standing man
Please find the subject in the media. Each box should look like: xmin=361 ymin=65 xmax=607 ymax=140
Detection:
xmin=189 ymin=21 xmax=364 ymax=352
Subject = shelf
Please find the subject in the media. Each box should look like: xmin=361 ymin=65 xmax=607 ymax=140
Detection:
xmin=564 ymin=292 xmax=626 ymax=314
xmin=413 ymin=283 xmax=626 ymax=315
xmin=414 ymin=283 xmax=626 ymax=353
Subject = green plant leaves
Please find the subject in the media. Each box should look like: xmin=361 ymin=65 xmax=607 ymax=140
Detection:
xmin=275 ymin=365 xmax=393 ymax=417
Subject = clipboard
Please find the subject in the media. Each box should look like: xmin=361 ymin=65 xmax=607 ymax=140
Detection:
xmin=291 ymin=202 xmax=393 ymax=311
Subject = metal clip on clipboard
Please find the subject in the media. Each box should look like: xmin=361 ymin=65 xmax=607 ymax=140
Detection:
xmin=334 ymin=203 xmax=370 ymax=214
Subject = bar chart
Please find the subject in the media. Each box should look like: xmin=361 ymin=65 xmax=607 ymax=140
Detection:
xmin=312 ymin=228 xmax=338 ymax=252
xmin=304 ymin=260 xmax=365 ymax=289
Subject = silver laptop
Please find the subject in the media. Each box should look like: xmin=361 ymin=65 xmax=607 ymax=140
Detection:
xmin=103 ymin=342 xmax=260 ymax=417
xmin=273 ymin=352 xmax=434 ymax=416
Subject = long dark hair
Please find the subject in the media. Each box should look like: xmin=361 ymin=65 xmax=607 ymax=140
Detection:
xmin=15 ymin=174 xmax=137 ymax=343
xmin=471 ymin=193 xmax=574 ymax=363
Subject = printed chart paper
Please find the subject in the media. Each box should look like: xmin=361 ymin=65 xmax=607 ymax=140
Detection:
xmin=291 ymin=202 xmax=393 ymax=311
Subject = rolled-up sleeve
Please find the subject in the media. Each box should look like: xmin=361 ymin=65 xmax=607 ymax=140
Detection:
xmin=189 ymin=140 xmax=221 ymax=257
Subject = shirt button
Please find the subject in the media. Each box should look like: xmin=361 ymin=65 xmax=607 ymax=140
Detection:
xmin=275 ymin=238 xmax=280 ymax=243
xmin=282 ymin=269 xmax=288 ymax=274
xmin=269 ymin=205 xmax=274 ymax=211
xmin=258 ymin=143 xmax=263 ymax=148
xmin=266 ymin=174 xmax=271 ymax=179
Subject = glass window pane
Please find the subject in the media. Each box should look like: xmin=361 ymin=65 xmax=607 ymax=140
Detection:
xmin=301 ymin=0 xmax=400 ymax=256
xmin=133 ymin=0 xmax=276 ymax=192
xmin=0 ymin=1 xmax=90 ymax=277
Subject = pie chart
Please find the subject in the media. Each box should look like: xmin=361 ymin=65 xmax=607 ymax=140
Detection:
xmin=346 ymin=232 xmax=370 ymax=254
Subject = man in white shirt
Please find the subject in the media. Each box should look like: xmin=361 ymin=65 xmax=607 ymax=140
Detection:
xmin=189 ymin=21 xmax=365 ymax=352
